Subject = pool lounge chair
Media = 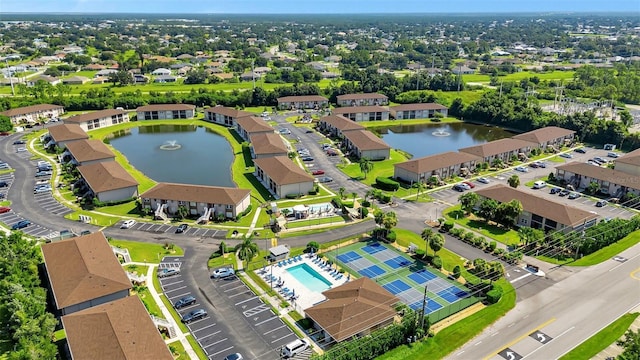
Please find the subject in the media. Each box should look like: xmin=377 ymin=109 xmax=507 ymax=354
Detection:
xmin=335 ymin=274 xmax=343 ymax=280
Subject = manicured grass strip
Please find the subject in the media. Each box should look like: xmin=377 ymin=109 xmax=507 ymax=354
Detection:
xmin=137 ymin=287 xmax=163 ymax=318
xmin=167 ymin=340 xmax=188 ymax=360
xmin=376 ymin=279 xmax=516 ymax=360
xmin=569 ymin=231 xmax=640 ymax=266
xmin=286 ymin=215 xmax=346 ymax=229
xmin=64 ymin=210 xmax=121 ymax=227
xmin=185 ymin=335 xmax=209 ymax=360
xmin=279 ymin=223 xmax=354 ymax=238
xmin=108 ymin=239 xmax=184 ymax=263
xmin=560 ymin=312 xmax=639 ymax=360
xmin=53 ymin=329 xmax=66 ymax=341
xmin=445 ymin=205 xmax=521 ymax=246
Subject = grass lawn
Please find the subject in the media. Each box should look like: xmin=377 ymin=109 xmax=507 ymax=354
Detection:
xmin=286 ymin=215 xmax=347 ymax=229
xmin=377 ymin=278 xmax=516 ymax=360
xmin=109 ymin=239 xmax=184 ymax=263
xmin=560 ymin=312 xmax=639 ymax=360
xmin=569 ymin=230 xmax=640 ymax=266
xmin=337 ymin=149 xmax=408 ymax=184
xmin=136 ymin=287 xmax=163 ymax=318
xmin=97 ymin=200 xmax=141 ymax=217
xmin=186 ymin=335 xmax=209 ymax=360
xmin=53 ymin=329 xmax=66 ymax=341
xmin=64 ymin=210 xmax=121 ymax=227
xmin=279 ymin=223 xmax=354 ymax=238
xmin=167 ymin=340 xmax=188 ymax=360
xmin=361 ymin=117 xmax=461 ymax=128
xmin=445 ymin=205 xmax=521 ymax=246
xmin=461 ymin=70 xmax=575 ymax=84
xmin=207 ymin=253 xmax=238 ymax=269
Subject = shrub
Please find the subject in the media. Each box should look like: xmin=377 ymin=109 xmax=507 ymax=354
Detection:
xmin=432 ymin=256 xmax=442 ymax=269
xmin=308 ymin=189 xmax=318 ymax=195
xmin=238 ymin=204 xmax=252 ymax=218
xmin=361 ymin=200 xmax=371 ymax=207
xmin=306 ymin=241 xmax=320 ymax=253
xmin=415 ymin=249 xmax=426 ymax=258
xmin=360 ymin=207 xmax=369 ymax=217
xmin=486 ymin=284 xmax=503 ymax=304
xmin=463 ymin=231 xmax=475 ymax=242
xmin=285 ymin=193 xmax=302 ymax=199
xmin=386 ymin=230 xmax=397 ymax=242
xmin=332 ymin=197 xmax=343 ymax=207
xmin=375 ymin=176 xmax=400 ymax=191
xmin=452 ymin=265 xmax=461 ymax=279
xmin=442 ymin=221 xmax=454 ymax=232
xmin=450 ymin=228 xmax=464 ymax=238
xmin=488 ymin=241 xmax=497 ymax=252
xmin=381 ymin=193 xmax=392 ymax=203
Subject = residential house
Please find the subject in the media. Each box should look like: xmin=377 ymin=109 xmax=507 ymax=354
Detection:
xmin=253 ymin=156 xmax=314 ymax=198
xmin=277 ymin=95 xmax=329 ymax=110
xmin=305 ymin=277 xmax=398 ymax=344
xmin=475 ymin=184 xmax=598 ymax=232
xmin=235 ymin=116 xmax=274 ymax=141
xmin=153 ymin=74 xmax=177 ymax=83
xmin=1 ymin=104 xmax=64 ymax=124
xmin=27 ymin=75 xmax=61 ymax=86
xmin=94 ymin=69 xmax=117 ymax=78
xmin=390 ymin=103 xmax=449 ymax=119
xmin=63 ymin=76 xmax=90 ymax=85
xmin=459 ymin=138 xmax=535 ymax=164
xmin=452 ymin=65 xmax=475 ymax=74
xmin=63 ymin=109 xmax=129 ymax=131
xmin=614 ymin=148 xmax=640 ymax=176
xmin=45 ymin=124 xmax=89 ymax=149
xmin=140 ymin=182 xmax=251 ymax=219
xmin=240 ymin=71 xmax=261 ymax=81
xmin=136 ymin=104 xmax=195 ymax=120
xmin=394 ymin=151 xmax=482 ymax=183
xmin=556 ymin=162 xmax=640 ymax=197
xmin=342 ymin=129 xmax=391 ymax=160
xmin=512 ymin=126 xmax=575 ymax=150
xmin=151 ymin=68 xmax=171 ymax=76
xmin=254 ymin=66 xmax=272 ymax=75
xmin=40 ymin=232 xmax=132 ymax=316
xmin=132 ymin=73 xmax=148 ymax=84
xmin=91 ymin=76 xmax=108 ymax=84
xmin=250 ymin=132 xmax=289 ymax=159
xmin=77 ymin=161 xmax=139 ymax=202
xmin=317 ymin=115 xmax=365 ymax=139
xmin=204 ymin=106 xmax=253 ymax=127
xmin=336 ymin=93 xmax=389 ymax=107
xmin=61 ymin=296 xmax=172 ymax=360
xmin=332 ymin=105 xmax=390 ymax=122
xmin=83 ymin=63 xmax=105 ymax=71
xmin=306 ymin=61 xmax=326 ymax=71
xmin=62 ymin=139 xmax=115 ymax=166
xmin=212 ymin=73 xmax=234 ymax=81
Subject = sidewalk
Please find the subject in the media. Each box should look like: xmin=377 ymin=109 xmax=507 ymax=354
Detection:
xmin=592 ymin=304 xmax=640 ymax=360
xmin=131 ymin=262 xmax=198 ymax=359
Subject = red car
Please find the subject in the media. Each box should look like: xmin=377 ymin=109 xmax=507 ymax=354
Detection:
xmin=0 ymin=206 xmax=11 ymax=214
xmin=312 ymin=170 xmax=325 ymax=176
xmin=463 ymin=181 xmax=475 ymax=189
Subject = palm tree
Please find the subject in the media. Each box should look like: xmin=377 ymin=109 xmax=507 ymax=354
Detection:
xmin=381 ymin=211 xmax=398 ymax=238
xmin=508 ymin=174 xmax=520 ymax=188
xmin=176 ymin=205 xmax=188 ymax=219
xmin=429 ymin=234 xmax=445 ymax=256
xmin=365 ymin=189 xmax=374 ymax=203
xmin=237 ymin=238 xmax=259 ymax=268
xmin=359 ymin=158 xmax=374 ymax=179
xmin=350 ymin=192 xmax=357 ymax=205
xmin=421 ymin=228 xmax=435 ymax=257
xmin=338 ymin=187 xmax=346 ymax=199
xmin=413 ymin=181 xmax=426 ymax=200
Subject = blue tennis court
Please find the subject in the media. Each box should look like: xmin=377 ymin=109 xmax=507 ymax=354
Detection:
xmin=437 ymin=287 xmax=469 ymax=303
xmin=362 ymin=242 xmax=385 ymax=255
xmin=358 ymin=265 xmax=386 ymax=278
xmin=382 ymin=279 xmax=412 ymax=295
xmin=408 ymin=269 xmax=437 ymax=284
xmin=409 ymin=299 xmax=443 ymax=313
xmin=337 ymin=251 xmax=362 ymax=263
xmin=384 ymin=256 xmax=411 ymax=269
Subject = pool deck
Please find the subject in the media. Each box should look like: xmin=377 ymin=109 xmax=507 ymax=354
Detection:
xmin=256 ymin=254 xmax=349 ymax=310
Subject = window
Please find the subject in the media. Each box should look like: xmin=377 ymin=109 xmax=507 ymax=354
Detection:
xmin=226 ymin=205 xmax=233 ymax=209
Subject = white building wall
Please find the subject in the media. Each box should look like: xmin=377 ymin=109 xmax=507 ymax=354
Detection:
xmin=279 ymin=182 xmax=314 ymax=198
xmin=96 ymin=186 xmax=138 ymax=202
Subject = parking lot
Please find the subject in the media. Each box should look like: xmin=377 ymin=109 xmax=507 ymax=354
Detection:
xmin=115 ymin=219 xmax=226 ymax=238
xmin=209 ymin=268 xmax=310 ymax=359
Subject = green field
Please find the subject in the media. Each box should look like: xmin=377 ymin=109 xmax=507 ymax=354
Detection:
xmin=445 ymin=205 xmax=521 ymax=246
xmin=461 ymin=70 xmax=575 ymax=84
xmin=109 ymin=239 xmax=184 ymax=263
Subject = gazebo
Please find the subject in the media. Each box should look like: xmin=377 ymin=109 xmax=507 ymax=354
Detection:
xmin=268 ymin=244 xmax=290 ymax=262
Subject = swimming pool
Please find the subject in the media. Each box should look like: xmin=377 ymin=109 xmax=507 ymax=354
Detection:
xmin=286 ymin=263 xmax=333 ymax=292
xmin=308 ymin=202 xmax=334 ymax=213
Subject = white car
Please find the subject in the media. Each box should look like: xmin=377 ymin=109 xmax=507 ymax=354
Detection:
xmin=477 ymin=177 xmax=490 ymax=184
xmin=514 ymin=166 xmax=528 ymax=173
xmin=211 ymin=267 xmax=235 ymax=279
xmin=120 ymin=219 xmax=136 ymax=229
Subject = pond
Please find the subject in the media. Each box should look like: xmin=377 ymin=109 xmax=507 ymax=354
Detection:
xmin=377 ymin=122 xmax=515 ymax=158
xmin=108 ymin=124 xmax=235 ymax=187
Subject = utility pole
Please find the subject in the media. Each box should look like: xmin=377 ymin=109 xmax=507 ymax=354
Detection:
xmin=251 ymin=59 xmax=256 ymax=90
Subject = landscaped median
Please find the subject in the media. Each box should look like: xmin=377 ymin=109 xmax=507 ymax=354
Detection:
xmin=444 ymin=205 xmax=521 ymax=246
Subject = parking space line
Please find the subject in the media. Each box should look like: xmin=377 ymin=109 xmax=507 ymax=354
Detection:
xmin=220 ymin=280 xmax=242 ymax=288
xmin=197 ymin=330 xmax=221 ymax=341
xmin=167 ymin=292 xmax=191 ymax=300
xmin=164 ymin=286 xmax=187 ymax=294
xmin=192 ymin=228 xmax=202 ymax=236
xmin=271 ymin=332 xmax=296 ymax=344
xmin=255 ymin=316 xmax=280 ymax=327
xmin=161 ymin=279 xmax=184 ymax=287
xmin=164 ymin=226 xmax=172 ymax=233
xmin=193 ymin=323 xmax=218 ymax=334
xmin=210 ymin=346 xmax=234 ymax=357
xmin=228 ymin=291 xmax=252 ymax=299
xmin=235 ymin=296 xmax=259 ymax=306
xmin=203 ymin=338 xmax=228 ymax=350
xmin=224 ymin=284 xmax=247 ymax=293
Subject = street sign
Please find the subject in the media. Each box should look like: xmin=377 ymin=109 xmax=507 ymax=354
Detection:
xmin=529 ymin=330 xmax=553 ymax=344
xmin=498 ymin=348 xmax=523 ymax=360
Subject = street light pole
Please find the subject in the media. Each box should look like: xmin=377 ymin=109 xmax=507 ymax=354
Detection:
xmin=420 ymin=284 xmax=428 ymax=329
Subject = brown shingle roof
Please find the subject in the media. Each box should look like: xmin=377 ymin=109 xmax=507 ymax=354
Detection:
xmin=319 ymin=115 xmax=365 ymax=132
xmin=48 ymin=124 xmax=89 ymax=142
xmin=136 ymin=104 xmax=195 ymax=112
xmin=250 ymin=133 xmax=288 ymax=156
xmin=77 ymin=161 xmax=139 ymax=193
xmin=557 ymin=162 xmax=640 ymax=190
xmin=254 ymin=156 xmax=314 ymax=185
xmin=332 ymin=105 xmax=390 ymax=115
xmin=615 ymin=148 xmax=640 ymax=167
xmin=277 ymin=95 xmax=328 ymax=103
xmin=459 ymin=138 xmax=534 ymax=158
xmin=64 ymin=109 xmax=126 ymax=124
xmin=475 ymin=184 xmax=597 ymax=227
xmin=512 ymin=126 xmax=575 ymax=144
xmin=1 ymin=103 xmax=63 ymax=117
xmin=337 ymin=93 xmax=388 ymax=101
xmin=236 ymin=116 xmax=274 ymax=133
xmin=343 ymin=130 xmax=391 ymax=151
xmin=391 ymin=103 xmax=448 ymax=112
xmin=305 ymin=278 xmax=398 ymax=342
xmin=65 ymin=139 xmax=115 ymax=163
xmin=41 ymin=232 xmax=131 ymax=310
xmin=141 ymin=182 xmax=250 ymax=205
xmin=394 ymin=151 xmax=481 ymax=174
xmin=204 ymin=106 xmax=253 ymax=119
xmin=62 ymin=296 xmax=173 ymax=360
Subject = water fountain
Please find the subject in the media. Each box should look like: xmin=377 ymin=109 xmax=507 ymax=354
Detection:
xmin=159 ymin=140 xmax=182 ymax=150
xmin=431 ymin=128 xmax=451 ymax=137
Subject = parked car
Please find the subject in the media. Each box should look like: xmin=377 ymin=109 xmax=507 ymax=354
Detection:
xmin=0 ymin=181 xmax=8 ymax=188
xmin=34 ymin=186 xmax=52 ymax=194
xmin=158 ymin=268 xmax=180 ymax=278
xmin=80 ymin=230 xmax=92 ymax=235
xmin=529 ymin=162 xmax=539 ymax=168
xmin=35 ymin=171 xmax=52 ymax=177
xmin=559 ymin=189 xmax=571 ymax=197
xmin=11 ymin=220 xmax=31 ymax=230
xmin=281 ymin=339 xmax=310 ymax=359
xmin=607 ymin=152 xmax=620 ymax=158
xmin=568 ymin=192 xmax=581 ymax=199
xmin=575 ymin=148 xmax=587 ymax=154
xmin=211 ymin=267 xmax=235 ymax=279
xmin=301 ymin=157 xmax=314 ymax=162
xmin=533 ymin=181 xmax=547 ymax=189
xmin=534 ymin=161 xmax=546 ymax=168
xmin=223 ymin=353 xmax=244 ymax=360
xmin=559 ymin=153 xmax=574 ymax=159
xmin=174 ymin=295 xmax=197 ymax=309
xmin=317 ymin=176 xmax=333 ymax=183
xmin=550 ymin=187 xmax=561 ymax=194
xmin=0 ymin=163 xmax=9 ymax=170
xmin=176 ymin=223 xmax=188 ymax=233
xmin=326 ymin=150 xmax=338 ymax=156
xmin=305 ymin=129 xmax=313 ymax=133
xmin=0 ymin=206 xmax=11 ymax=214
xmin=477 ymin=177 xmax=490 ymax=184
xmin=596 ymin=200 xmax=608 ymax=207
xmin=12 ymin=140 xmax=25 ymax=145
xmin=462 ymin=181 xmax=475 ymax=189
xmin=458 ymin=183 xmax=471 ymax=190
xmin=16 ymin=148 xmax=27 ymax=153
xmin=593 ymin=157 xmax=608 ymax=164
xmin=120 ymin=219 xmax=136 ymax=229
xmin=514 ymin=166 xmax=528 ymax=172
xmin=312 ymin=169 xmax=325 ymax=175
xmin=181 ymin=309 xmax=208 ymax=323
xmin=452 ymin=184 xmax=465 ymax=192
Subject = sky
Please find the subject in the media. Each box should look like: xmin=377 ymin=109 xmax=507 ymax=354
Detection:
xmin=1 ymin=0 xmax=638 ymax=14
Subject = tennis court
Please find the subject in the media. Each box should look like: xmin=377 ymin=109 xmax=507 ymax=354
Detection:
xmin=328 ymin=241 xmax=478 ymax=319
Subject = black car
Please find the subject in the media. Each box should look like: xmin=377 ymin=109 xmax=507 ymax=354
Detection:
xmin=12 ymin=140 xmax=25 ymax=145
xmin=176 ymin=223 xmax=188 ymax=233
xmin=559 ymin=189 xmax=571 ymax=197
xmin=301 ymin=156 xmax=314 ymax=162
xmin=0 ymin=181 xmax=8 ymax=188
xmin=181 ymin=309 xmax=207 ymax=323
xmin=80 ymin=230 xmax=92 ymax=236
xmin=574 ymin=148 xmax=587 ymax=154
xmin=550 ymin=187 xmax=561 ymax=194
xmin=11 ymin=220 xmax=31 ymax=230
xmin=452 ymin=184 xmax=465 ymax=192
xmin=174 ymin=295 xmax=197 ymax=309
xmin=568 ymin=192 xmax=581 ymax=199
